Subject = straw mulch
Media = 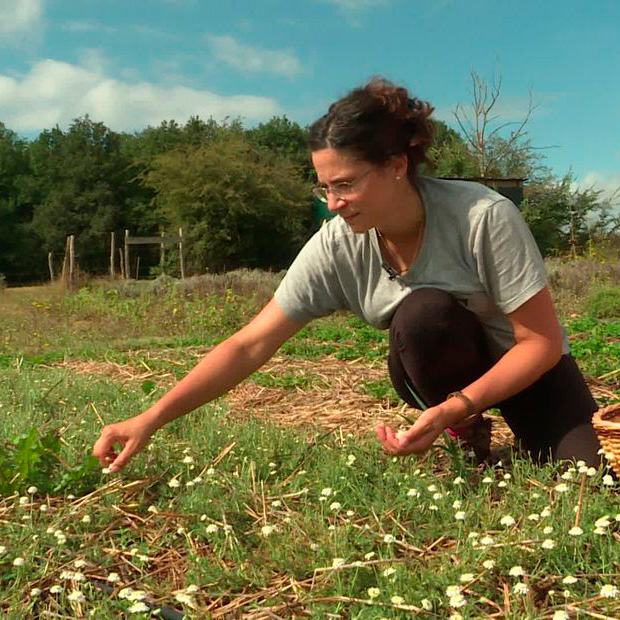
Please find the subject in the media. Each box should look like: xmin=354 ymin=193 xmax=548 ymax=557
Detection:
xmin=52 ymin=350 xmax=618 ymax=453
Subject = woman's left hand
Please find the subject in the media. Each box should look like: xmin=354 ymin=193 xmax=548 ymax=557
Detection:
xmin=374 ymin=406 xmax=446 ymax=455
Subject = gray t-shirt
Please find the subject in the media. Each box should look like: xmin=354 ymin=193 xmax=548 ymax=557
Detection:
xmin=274 ymin=177 xmax=569 ymax=360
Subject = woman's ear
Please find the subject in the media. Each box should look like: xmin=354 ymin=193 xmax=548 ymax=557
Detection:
xmin=389 ymin=154 xmax=409 ymax=180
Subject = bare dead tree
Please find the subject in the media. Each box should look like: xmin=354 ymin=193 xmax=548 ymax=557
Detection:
xmin=454 ymin=70 xmax=538 ymax=178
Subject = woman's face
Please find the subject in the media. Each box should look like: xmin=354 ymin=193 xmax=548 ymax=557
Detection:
xmin=312 ymin=148 xmax=403 ymax=234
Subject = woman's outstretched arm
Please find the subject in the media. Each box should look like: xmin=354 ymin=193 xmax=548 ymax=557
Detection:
xmin=92 ymin=298 xmax=306 ymax=471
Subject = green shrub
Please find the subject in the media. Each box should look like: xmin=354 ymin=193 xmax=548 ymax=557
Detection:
xmin=586 ymin=285 xmax=620 ymax=319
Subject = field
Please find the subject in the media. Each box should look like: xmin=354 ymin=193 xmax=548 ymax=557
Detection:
xmin=1 ymin=260 xmax=620 ymax=619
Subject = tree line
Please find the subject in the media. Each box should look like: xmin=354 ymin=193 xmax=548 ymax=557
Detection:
xmin=0 ymin=111 xmax=617 ymax=285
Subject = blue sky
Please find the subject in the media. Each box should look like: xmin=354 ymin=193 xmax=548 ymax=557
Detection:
xmin=1 ymin=0 xmax=619 ymax=200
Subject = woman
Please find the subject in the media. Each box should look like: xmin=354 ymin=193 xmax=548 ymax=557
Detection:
xmin=93 ymin=77 xmax=603 ymax=472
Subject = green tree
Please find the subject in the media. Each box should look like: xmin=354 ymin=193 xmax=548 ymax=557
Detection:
xmin=246 ymin=116 xmax=312 ymax=179
xmin=0 ymin=123 xmax=41 ymax=283
xmin=143 ymin=134 xmax=312 ymax=273
xmin=27 ymin=117 xmax=134 ymax=274
xmin=521 ymin=173 xmax=613 ymax=256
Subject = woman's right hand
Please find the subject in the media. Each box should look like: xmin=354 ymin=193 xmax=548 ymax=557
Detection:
xmin=92 ymin=412 xmax=158 ymax=472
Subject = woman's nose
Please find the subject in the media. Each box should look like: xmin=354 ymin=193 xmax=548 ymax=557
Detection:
xmin=327 ymin=193 xmax=347 ymax=213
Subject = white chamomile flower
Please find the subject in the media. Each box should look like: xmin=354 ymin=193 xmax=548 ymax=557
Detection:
xmin=205 ymin=523 xmax=218 ymax=534
xmin=554 ymin=483 xmax=569 ymax=493
xmin=30 ymin=588 xmax=42 ymax=597
xmin=74 ymin=559 xmax=87 ymax=569
xmin=500 ymin=515 xmax=516 ymax=527
xmin=174 ymin=592 xmax=195 ymax=606
xmin=391 ymin=595 xmax=405 ymax=605
xmin=482 ymin=559 xmax=495 ymax=570
xmin=128 ymin=602 xmax=150 ymax=613
xmin=68 ymin=590 xmax=86 ymax=603
xmin=452 ymin=500 xmax=462 ymax=509
xmin=562 ymin=576 xmax=578 ymax=585
xmin=542 ymin=538 xmax=556 ymax=549
xmin=382 ymin=567 xmax=396 ymax=577
xmin=332 ymin=557 xmax=345 ymax=568
xmin=540 ymin=507 xmax=552 ymax=518
xmin=513 ymin=583 xmax=529 ymax=595
xmin=107 ymin=572 xmax=121 ymax=583
xmin=330 ymin=502 xmax=342 ymax=511
xmin=364 ymin=551 xmax=375 ymax=560
xmin=421 ymin=598 xmax=432 ymax=610
xmin=600 ymin=584 xmax=619 ymax=598
xmin=561 ymin=471 xmax=574 ymax=480
xmin=454 ymin=511 xmax=466 ymax=520
xmin=586 ymin=467 xmax=597 ymax=477
xmin=167 ymin=478 xmax=180 ymax=488
xmin=480 ymin=535 xmax=494 ymax=545
xmin=509 ymin=566 xmax=525 ymax=577
xmin=603 ymin=474 xmax=614 ymax=486
xmin=383 ymin=534 xmax=396 ymax=543
xmin=320 ymin=488 xmax=332 ymax=497
xmin=453 ymin=477 xmax=465 ymax=485
xmin=81 ymin=515 xmax=91 ymax=524
xmin=407 ymin=488 xmax=420 ymax=497
xmin=347 ymin=454 xmax=356 ymax=465
xmin=552 ymin=611 xmax=569 ymax=620
xmin=459 ymin=573 xmax=474 ymax=583
xmin=27 ymin=486 xmax=38 ymax=494
xmin=527 ymin=513 xmax=540 ymax=521
xmin=449 ymin=593 xmax=466 ymax=608
xmin=182 ymin=456 xmax=194 ymax=464
xmin=543 ymin=526 xmax=554 ymax=534
xmin=19 ymin=497 xmax=28 ymax=506
xmin=498 ymin=481 xmax=507 ymax=488
xmin=595 ymin=516 xmax=611 ymax=528
xmin=367 ymin=587 xmax=380 ymax=599
xmin=261 ymin=525 xmax=275 ymax=537
xmin=445 ymin=585 xmax=461 ymax=597
xmin=482 ymin=476 xmax=493 ymax=484
xmin=433 ymin=492 xmax=443 ymax=500
xmin=568 ymin=526 xmax=583 ymax=536
xmin=13 ymin=557 xmax=25 ymax=567
xmin=427 ymin=484 xmax=437 ymax=492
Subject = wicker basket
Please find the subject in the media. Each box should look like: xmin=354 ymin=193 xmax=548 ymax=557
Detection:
xmin=592 ymin=402 xmax=620 ymax=478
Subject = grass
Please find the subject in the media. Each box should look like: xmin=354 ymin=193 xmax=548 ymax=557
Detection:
xmin=0 ymin=262 xmax=619 ymax=618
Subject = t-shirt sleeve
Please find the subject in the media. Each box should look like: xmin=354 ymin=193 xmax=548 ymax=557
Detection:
xmin=472 ymin=199 xmax=548 ymax=314
xmin=274 ymin=225 xmax=348 ymax=323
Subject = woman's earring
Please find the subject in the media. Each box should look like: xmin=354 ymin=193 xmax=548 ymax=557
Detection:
xmin=395 ymin=176 xmax=401 ymax=181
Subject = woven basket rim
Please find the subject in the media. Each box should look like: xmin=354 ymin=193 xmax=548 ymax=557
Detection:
xmin=593 ymin=402 xmax=620 ymax=432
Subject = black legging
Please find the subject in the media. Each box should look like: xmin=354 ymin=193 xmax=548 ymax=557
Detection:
xmin=388 ymin=287 xmax=603 ymax=466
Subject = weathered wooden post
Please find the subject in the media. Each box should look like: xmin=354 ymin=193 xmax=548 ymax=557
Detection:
xmin=118 ymin=248 xmax=125 ymax=279
xmin=68 ymin=234 xmax=75 ymax=291
xmin=48 ymin=252 xmax=54 ymax=282
xmin=160 ymin=230 xmax=165 ymax=274
xmin=178 ymin=227 xmax=185 ymax=280
xmin=124 ymin=229 xmax=130 ymax=280
xmin=110 ymin=231 xmax=116 ymax=278
xmin=135 ymin=256 xmax=140 ymax=280
xmin=61 ymin=237 xmax=70 ymax=284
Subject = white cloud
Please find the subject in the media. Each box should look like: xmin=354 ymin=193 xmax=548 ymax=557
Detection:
xmin=207 ymin=34 xmax=303 ymax=78
xmin=0 ymin=59 xmax=282 ymax=134
xmin=0 ymin=0 xmax=43 ymax=36
xmin=577 ymin=171 xmax=620 ymax=203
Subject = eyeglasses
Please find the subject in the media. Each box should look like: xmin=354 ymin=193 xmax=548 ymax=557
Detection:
xmin=312 ymin=167 xmax=374 ymax=203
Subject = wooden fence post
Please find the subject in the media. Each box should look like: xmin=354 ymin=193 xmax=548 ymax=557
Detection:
xmin=124 ymin=229 xmax=130 ymax=280
xmin=61 ymin=237 xmax=70 ymax=285
xmin=110 ymin=231 xmax=116 ymax=278
xmin=48 ymin=252 xmax=54 ymax=282
xmin=118 ymin=248 xmax=125 ymax=279
xmin=160 ymin=230 xmax=165 ymax=274
xmin=69 ymin=234 xmax=75 ymax=291
xmin=178 ymin=228 xmax=185 ymax=280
